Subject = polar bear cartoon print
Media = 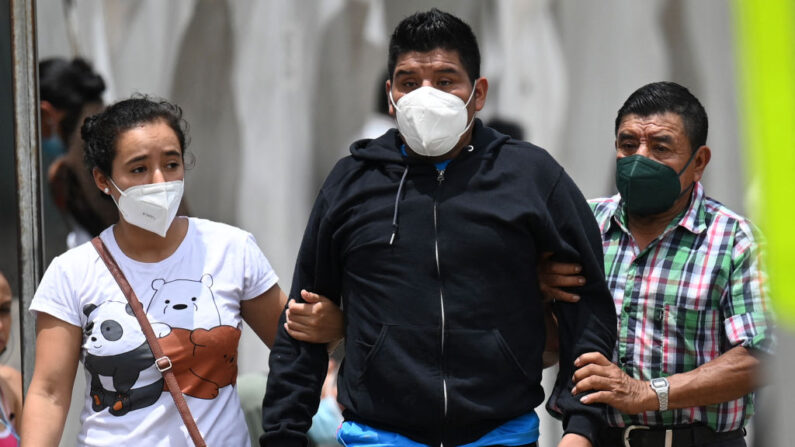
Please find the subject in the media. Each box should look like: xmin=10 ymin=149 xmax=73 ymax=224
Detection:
xmin=147 ymin=273 xmax=221 ymax=330
xmin=146 ymin=273 xmax=240 ymax=399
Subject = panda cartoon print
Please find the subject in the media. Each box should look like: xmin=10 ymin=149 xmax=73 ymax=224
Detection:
xmin=147 ymin=274 xmax=241 ymax=399
xmin=82 ymin=300 xmax=165 ymax=416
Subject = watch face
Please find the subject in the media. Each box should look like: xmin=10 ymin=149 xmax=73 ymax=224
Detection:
xmin=652 ymin=378 xmax=667 ymax=388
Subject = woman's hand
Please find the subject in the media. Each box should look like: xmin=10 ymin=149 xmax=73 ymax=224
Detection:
xmin=285 ymin=290 xmax=344 ymax=344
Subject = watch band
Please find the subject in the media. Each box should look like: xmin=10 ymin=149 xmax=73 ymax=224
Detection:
xmin=650 ymin=377 xmax=670 ymax=411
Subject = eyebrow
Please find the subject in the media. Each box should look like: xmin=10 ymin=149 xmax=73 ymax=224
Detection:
xmin=394 ymin=69 xmax=415 ymax=78
xmin=648 ymin=134 xmax=674 ymax=144
xmin=617 ymin=132 xmax=674 ymax=144
xmin=123 ymin=149 xmax=182 ymax=165
xmin=435 ymin=67 xmax=460 ymax=75
xmin=394 ymin=66 xmax=462 ymax=78
xmin=124 ymin=154 xmax=149 ymax=165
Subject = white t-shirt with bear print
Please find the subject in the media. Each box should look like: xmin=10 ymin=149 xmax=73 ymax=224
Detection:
xmin=31 ymin=217 xmax=278 ymax=447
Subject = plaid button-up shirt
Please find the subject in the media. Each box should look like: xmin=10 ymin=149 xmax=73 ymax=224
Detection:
xmin=590 ymin=182 xmax=773 ymax=432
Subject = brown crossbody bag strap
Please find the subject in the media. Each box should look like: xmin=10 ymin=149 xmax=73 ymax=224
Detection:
xmin=91 ymin=237 xmax=207 ymax=447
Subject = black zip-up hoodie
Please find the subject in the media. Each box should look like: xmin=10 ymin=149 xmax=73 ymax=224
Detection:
xmin=262 ymin=120 xmax=616 ymax=446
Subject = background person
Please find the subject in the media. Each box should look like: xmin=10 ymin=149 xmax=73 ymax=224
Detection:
xmin=0 ymin=272 xmax=20 ymax=446
xmin=39 ymin=57 xmax=114 ymax=251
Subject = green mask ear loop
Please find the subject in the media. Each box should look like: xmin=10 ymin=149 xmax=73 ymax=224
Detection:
xmin=675 ymin=146 xmax=701 ymax=199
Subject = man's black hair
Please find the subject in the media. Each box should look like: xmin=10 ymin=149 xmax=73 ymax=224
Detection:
xmin=615 ymin=81 xmax=708 ymax=152
xmin=39 ymin=57 xmax=106 ymax=141
xmin=388 ymin=8 xmax=480 ymax=84
xmin=81 ymin=95 xmax=189 ymax=176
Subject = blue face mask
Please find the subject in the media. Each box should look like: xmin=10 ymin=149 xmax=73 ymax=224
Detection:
xmin=42 ymin=136 xmax=66 ymax=158
xmin=41 ymin=136 xmax=67 ymax=170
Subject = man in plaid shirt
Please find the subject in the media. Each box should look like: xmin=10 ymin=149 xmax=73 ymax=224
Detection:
xmin=541 ymin=82 xmax=773 ymax=447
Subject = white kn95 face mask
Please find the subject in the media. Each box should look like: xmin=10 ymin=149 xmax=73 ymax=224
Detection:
xmin=109 ymin=178 xmax=184 ymax=238
xmin=390 ymin=84 xmax=477 ymax=157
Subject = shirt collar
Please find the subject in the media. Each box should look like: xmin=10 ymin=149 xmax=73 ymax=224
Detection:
xmin=607 ymin=181 xmax=708 ymax=236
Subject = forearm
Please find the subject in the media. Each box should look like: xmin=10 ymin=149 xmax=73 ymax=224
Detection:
xmin=666 ymin=346 xmax=759 ymax=410
xmin=20 ymin=385 xmax=71 ymax=445
xmin=261 ymin=310 xmax=328 ymax=444
xmin=623 ymin=346 xmax=760 ymax=413
xmin=241 ymin=284 xmax=288 ymax=349
xmin=553 ymin=286 xmax=616 ymax=441
xmin=22 ymin=313 xmax=82 ymax=445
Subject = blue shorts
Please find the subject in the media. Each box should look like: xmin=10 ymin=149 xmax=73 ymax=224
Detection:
xmin=337 ymin=411 xmax=540 ymax=447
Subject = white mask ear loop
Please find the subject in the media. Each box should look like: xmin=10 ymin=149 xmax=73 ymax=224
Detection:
xmin=108 ymin=178 xmax=123 ymax=194
xmin=457 ymin=79 xmax=479 ymax=137
xmin=107 ymin=178 xmax=124 ymax=207
xmin=463 ymin=79 xmax=478 ymax=107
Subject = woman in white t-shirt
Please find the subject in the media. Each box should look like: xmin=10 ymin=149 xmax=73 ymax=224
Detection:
xmin=21 ymin=96 xmax=342 ymax=446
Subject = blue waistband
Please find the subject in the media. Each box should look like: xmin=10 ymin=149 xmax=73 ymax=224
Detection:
xmin=337 ymin=411 xmax=539 ymax=447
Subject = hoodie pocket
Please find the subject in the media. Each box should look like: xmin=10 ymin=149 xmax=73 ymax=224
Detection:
xmin=350 ymin=325 xmax=442 ymax=429
xmin=445 ymin=328 xmax=543 ymax=422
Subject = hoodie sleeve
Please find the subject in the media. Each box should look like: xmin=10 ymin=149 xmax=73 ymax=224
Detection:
xmin=541 ymin=170 xmax=617 ymax=444
xmin=260 ymin=190 xmax=340 ymax=447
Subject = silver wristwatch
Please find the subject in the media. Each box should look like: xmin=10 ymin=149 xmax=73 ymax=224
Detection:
xmin=650 ymin=377 xmax=670 ymax=411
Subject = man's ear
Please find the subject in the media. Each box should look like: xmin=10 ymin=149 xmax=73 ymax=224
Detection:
xmin=473 ymin=77 xmax=489 ymax=112
xmin=692 ymin=145 xmax=711 ymax=182
xmin=40 ymin=100 xmax=65 ymax=138
xmin=385 ymin=79 xmax=395 ymax=117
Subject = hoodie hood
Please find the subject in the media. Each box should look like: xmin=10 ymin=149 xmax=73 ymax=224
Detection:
xmin=347 ymin=119 xmax=513 ymax=248
xmin=349 ymin=119 xmax=511 ymax=165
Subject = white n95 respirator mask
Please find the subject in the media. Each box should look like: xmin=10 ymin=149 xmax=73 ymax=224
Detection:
xmin=390 ymin=84 xmax=477 ymax=157
xmin=108 ymin=179 xmax=184 ymax=238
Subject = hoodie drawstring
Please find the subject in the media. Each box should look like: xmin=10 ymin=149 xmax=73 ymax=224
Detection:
xmin=389 ymin=165 xmax=410 ymax=245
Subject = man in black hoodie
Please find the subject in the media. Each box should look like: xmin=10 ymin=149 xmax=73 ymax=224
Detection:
xmin=262 ymin=9 xmax=616 ymax=447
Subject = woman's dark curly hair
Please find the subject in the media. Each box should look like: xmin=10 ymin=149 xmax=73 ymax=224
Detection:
xmin=81 ymin=95 xmax=190 ymax=176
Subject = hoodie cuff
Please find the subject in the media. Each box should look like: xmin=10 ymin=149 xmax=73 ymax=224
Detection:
xmin=564 ymin=413 xmax=600 ymax=445
xmin=259 ymin=435 xmax=307 ymax=447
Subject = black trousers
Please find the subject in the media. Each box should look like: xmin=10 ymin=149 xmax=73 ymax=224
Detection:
xmin=597 ymin=426 xmax=746 ymax=447
xmin=700 ymin=439 xmax=746 ymax=447
xmin=597 ymin=439 xmax=745 ymax=447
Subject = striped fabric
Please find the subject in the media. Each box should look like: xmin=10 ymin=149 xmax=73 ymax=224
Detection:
xmin=590 ymin=182 xmax=773 ymax=432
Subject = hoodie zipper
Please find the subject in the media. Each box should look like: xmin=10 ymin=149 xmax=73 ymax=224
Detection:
xmin=434 ymin=167 xmax=448 ymax=423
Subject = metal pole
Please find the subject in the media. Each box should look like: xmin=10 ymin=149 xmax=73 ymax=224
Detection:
xmin=11 ymin=0 xmax=41 ymax=394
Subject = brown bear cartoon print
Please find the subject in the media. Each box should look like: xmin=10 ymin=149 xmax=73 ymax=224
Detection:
xmin=147 ymin=274 xmax=240 ymax=399
xmin=159 ymin=325 xmax=240 ymax=399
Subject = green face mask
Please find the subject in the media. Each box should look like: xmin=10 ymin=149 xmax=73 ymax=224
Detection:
xmin=615 ymin=152 xmax=697 ymax=216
